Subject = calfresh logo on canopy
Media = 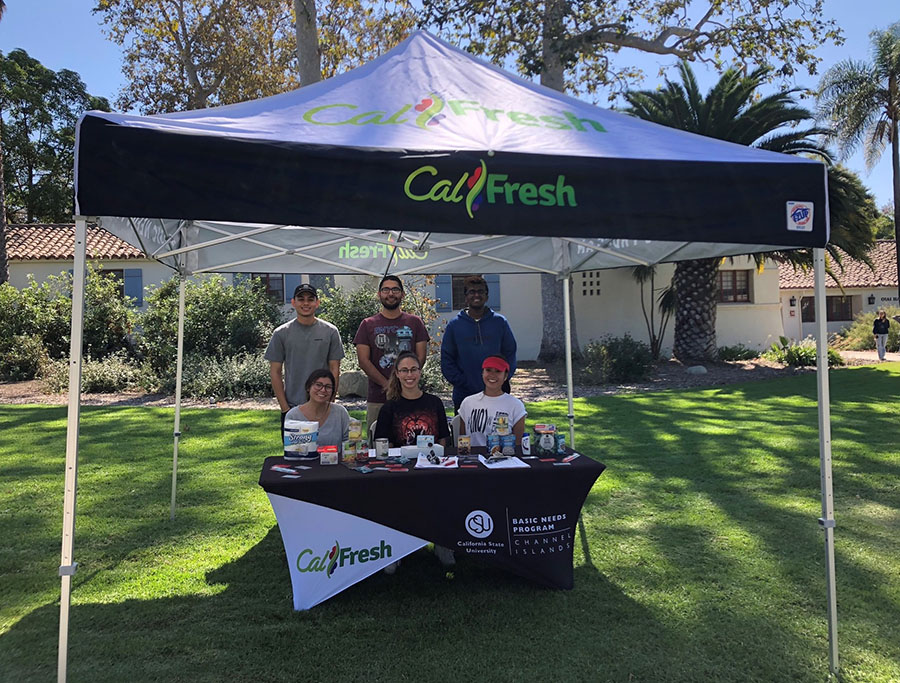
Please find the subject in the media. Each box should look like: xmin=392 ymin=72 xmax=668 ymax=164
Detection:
xmin=296 ymin=539 xmax=393 ymax=578
xmin=301 ymin=94 xmax=607 ymax=133
xmin=404 ymin=160 xmax=577 ymax=218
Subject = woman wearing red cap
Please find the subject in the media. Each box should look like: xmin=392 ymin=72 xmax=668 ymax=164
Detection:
xmin=458 ymin=354 xmax=526 ymax=447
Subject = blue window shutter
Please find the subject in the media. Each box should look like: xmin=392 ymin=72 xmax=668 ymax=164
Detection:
xmin=123 ymin=268 xmax=143 ymax=306
xmin=284 ymin=274 xmax=302 ymax=303
xmin=485 ymin=274 xmax=500 ymax=311
xmin=435 ymin=274 xmax=452 ymax=312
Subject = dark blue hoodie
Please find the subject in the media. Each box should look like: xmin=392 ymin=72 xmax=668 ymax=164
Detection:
xmin=441 ymin=308 xmax=517 ymax=408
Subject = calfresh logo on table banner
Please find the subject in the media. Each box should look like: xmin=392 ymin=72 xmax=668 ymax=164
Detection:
xmin=301 ymin=94 xmax=607 ymax=134
xmin=296 ymin=539 xmax=394 ymax=579
xmin=404 ymin=159 xmax=577 ymax=218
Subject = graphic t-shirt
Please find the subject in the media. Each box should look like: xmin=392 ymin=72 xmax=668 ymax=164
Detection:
xmin=373 ymin=393 xmax=450 ymax=447
xmin=353 ymin=312 xmax=429 ymax=402
xmin=458 ymin=392 xmax=527 ymax=447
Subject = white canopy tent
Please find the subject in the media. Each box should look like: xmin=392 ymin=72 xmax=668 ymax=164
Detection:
xmin=62 ymin=31 xmax=838 ymax=680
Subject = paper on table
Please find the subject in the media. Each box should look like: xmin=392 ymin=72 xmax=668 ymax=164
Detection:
xmin=414 ymin=454 xmax=459 ymax=469
xmin=477 ymin=454 xmax=530 ymax=469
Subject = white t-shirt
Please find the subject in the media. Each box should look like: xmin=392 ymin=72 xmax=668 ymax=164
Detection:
xmin=458 ymin=392 xmax=527 ymax=447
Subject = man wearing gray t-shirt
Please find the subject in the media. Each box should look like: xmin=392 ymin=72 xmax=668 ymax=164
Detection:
xmin=265 ymin=284 xmax=344 ymax=425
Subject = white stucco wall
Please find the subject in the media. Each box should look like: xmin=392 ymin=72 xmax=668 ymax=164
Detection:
xmin=9 ymin=258 xmax=176 ymax=309
xmin=780 ymin=286 xmax=900 ymax=341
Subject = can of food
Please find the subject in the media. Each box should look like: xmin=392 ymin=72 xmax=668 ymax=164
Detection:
xmin=456 ymin=435 xmax=471 ymax=456
xmin=347 ymin=418 xmax=362 ymax=440
xmin=486 ymin=433 xmax=501 ymax=456
xmin=374 ymin=438 xmax=390 ymax=459
xmin=500 ymin=434 xmax=516 ymax=456
xmin=556 ymin=433 xmax=566 ymax=455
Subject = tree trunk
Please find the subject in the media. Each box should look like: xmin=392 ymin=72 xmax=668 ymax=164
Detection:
xmin=891 ymin=76 xmax=900 ymax=302
xmin=0 ymin=115 xmax=7 ymax=285
xmin=672 ymin=258 xmax=720 ymax=362
xmin=537 ymin=0 xmax=579 ymax=362
xmin=294 ymin=0 xmax=321 ymax=86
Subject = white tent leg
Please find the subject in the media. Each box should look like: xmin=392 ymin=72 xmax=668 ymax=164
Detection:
xmin=58 ymin=218 xmax=87 ymax=683
xmin=562 ymin=274 xmax=575 ymax=449
xmin=170 ymin=275 xmax=187 ymax=520
xmin=813 ymin=248 xmax=839 ymax=673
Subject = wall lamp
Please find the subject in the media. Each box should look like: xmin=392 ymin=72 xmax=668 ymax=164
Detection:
xmin=789 ymin=296 xmax=797 ymax=307
xmin=868 ymin=294 xmax=876 ymax=305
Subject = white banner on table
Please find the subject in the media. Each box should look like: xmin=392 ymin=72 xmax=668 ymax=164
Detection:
xmin=267 ymin=493 xmax=427 ymax=610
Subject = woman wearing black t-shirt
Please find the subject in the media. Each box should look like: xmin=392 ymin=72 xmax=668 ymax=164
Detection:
xmin=374 ymin=351 xmax=450 ymax=447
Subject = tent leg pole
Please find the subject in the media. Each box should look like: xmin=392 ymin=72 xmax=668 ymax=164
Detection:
xmin=170 ymin=275 xmax=186 ymax=521
xmin=814 ymin=248 xmax=839 ymax=674
xmin=58 ymin=218 xmax=87 ymax=683
xmin=562 ymin=274 xmax=575 ymax=449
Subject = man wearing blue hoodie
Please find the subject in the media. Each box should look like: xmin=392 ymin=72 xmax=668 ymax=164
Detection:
xmin=441 ymin=275 xmax=518 ymax=411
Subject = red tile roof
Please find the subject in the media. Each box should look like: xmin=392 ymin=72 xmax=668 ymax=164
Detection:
xmin=5 ymin=223 xmax=146 ymax=261
xmin=779 ymin=241 xmax=898 ymax=289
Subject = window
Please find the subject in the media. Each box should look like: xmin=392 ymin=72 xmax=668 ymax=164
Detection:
xmin=801 ymin=296 xmax=854 ymax=323
xmin=718 ymin=270 xmax=751 ymax=303
xmin=435 ymin=274 xmax=501 ymax=311
xmin=580 ymin=271 xmax=601 ymax=297
xmin=247 ymin=273 xmax=284 ymax=302
xmin=102 ymin=269 xmax=125 ymax=298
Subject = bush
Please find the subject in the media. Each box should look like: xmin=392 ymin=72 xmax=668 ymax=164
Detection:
xmin=180 ymin=352 xmax=273 ymax=400
xmin=139 ymin=275 xmax=281 ymax=376
xmin=838 ymin=307 xmax=900 ymax=353
xmin=0 ymin=334 xmax=48 ymax=380
xmin=42 ymin=351 xmax=151 ymax=393
xmin=762 ymin=336 xmax=844 ymax=368
xmin=578 ymin=334 xmax=655 ymax=384
xmin=318 ymin=282 xmax=380 ymax=343
xmin=718 ymin=344 xmax=761 ymax=361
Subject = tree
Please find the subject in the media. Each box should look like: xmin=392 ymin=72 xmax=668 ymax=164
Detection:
xmin=421 ymin=0 xmax=842 ymax=362
xmin=0 ymin=49 xmax=110 ymax=225
xmin=95 ymin=0 xmax=416 ymax=114
xmin=873 ymin=203 xmax=895 ymax=239
xmin=631 ymin=265 xmax=675 ymax=359
xmin=625 ymin=62 xmax=874 ymax=360
xmin=818 ymin=22 xmax=900 ymax=299
xmin=0 ymin=0 xmax=8 ymax=284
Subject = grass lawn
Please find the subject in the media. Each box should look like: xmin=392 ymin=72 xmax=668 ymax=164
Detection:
xmin=1 ymin=365 xmax=898 ymax=682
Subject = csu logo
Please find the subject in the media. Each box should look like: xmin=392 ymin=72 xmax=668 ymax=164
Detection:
xmin=466 ymin=510 xmax=494 ymax=538
xmin=786 ymin=201 xmax=813 ymax=232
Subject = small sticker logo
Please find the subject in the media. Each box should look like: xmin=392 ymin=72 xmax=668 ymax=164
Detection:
xmin=787 ymin=201 xmax=813 ymax=232
xmin=465 ymin=510 xmax=494 ymax=538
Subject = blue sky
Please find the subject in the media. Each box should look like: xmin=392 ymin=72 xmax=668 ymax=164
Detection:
xmin=1 ymin=0 xmax=897 ymax=209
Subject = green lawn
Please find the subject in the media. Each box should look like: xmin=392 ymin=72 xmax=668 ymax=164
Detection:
xmin=1 ymin=365 xmax=898 ymax=682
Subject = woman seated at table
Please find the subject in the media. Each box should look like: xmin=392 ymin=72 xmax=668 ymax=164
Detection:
xmin=284 ymin=369 xmax=350 ymax=446
xmin=374 ymin=351 xmax=450 ymax=447
xmin=459 ymin=355 xmax=527 ymax=447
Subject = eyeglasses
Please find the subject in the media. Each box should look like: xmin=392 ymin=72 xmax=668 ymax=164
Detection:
xmin=396 ymin=367 xmax=421 ymax=375
xmin=380 ymin=287 xmax=402 ymax=294
xmin=311 ymin=382 xmax=333 ymax=392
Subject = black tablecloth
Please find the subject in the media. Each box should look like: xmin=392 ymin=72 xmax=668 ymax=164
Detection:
xmin=259 ymin=449 xmax=605 ymax=589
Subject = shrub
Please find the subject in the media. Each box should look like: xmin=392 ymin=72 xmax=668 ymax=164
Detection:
xmin=718 ymin=344 xmax=761 ymax=361
xmin=762 ymin=336 xmax=844 ymax=367
xmin=139 ymin=275 xmax=281 ymax=376
xmin=318 ymin=282 xmax=380 ymax=343
xmin=0 ymin=334 xmax=48 ymax=381
xmin=838 ymin=307 xmax=900 ymax=353
xmin=578 ymin=334 xmax=655 ymax=384
xmin=180 ymin=352 xmax=273 ymax=400
xmin=42 ymin=351 xmax=150 ymax=393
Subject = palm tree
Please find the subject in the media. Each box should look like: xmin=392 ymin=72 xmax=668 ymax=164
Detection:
xmin=818 ymin=22 xmax=900 ymax=299
xmin=625 ymin=62 xmax=872 ymax=361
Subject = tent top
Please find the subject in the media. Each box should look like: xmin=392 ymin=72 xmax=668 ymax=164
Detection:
xmin=76 ymin=31 xmax=829 ymax=274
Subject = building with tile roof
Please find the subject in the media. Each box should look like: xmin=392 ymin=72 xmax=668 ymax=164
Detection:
xmin=4 ymin=223 xmax=172 ymax=307
xmin=779 ymin=240 xmax=899 ymax=340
